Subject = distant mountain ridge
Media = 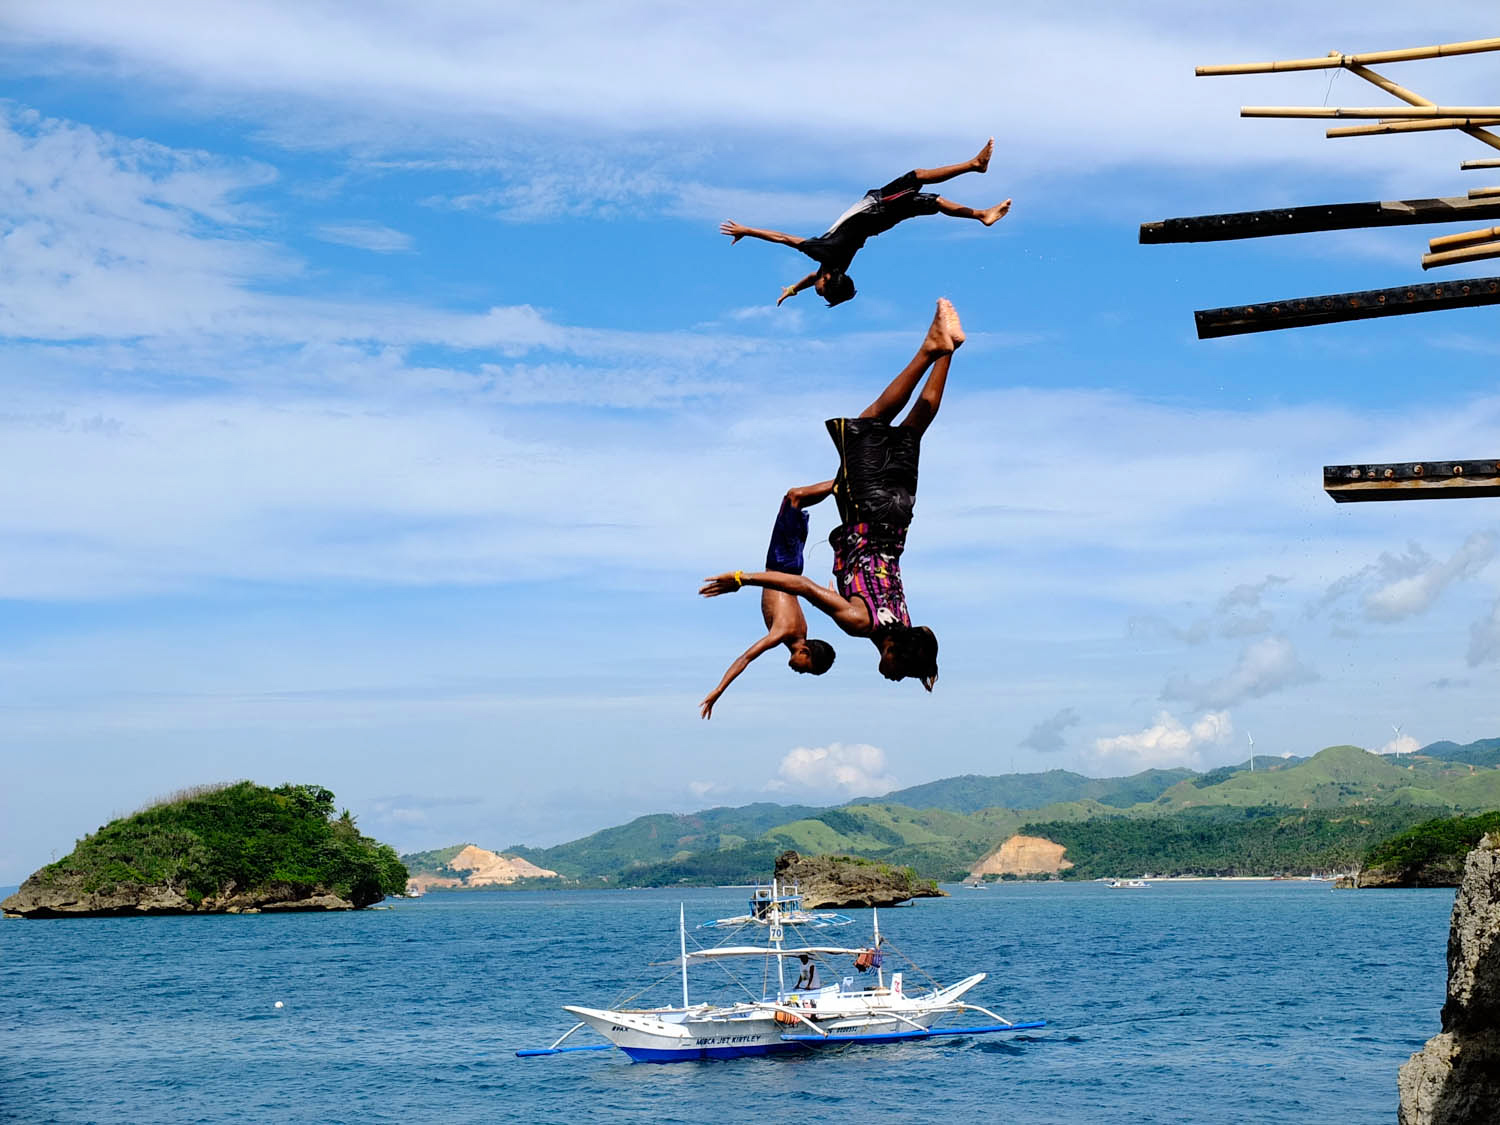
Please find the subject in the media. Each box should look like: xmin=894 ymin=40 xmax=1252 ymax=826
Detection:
xmin=406 ymin=739 xmax=1500 ymax=888
xmin=852 ymin=767 xmax=1196 ymax=813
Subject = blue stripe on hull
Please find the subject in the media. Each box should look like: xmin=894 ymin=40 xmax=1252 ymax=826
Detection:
xmin=781 ymin=1019 xmax=1047 ymax=1044
xmin=620 ymin=1041 xmax=802 ymax=1063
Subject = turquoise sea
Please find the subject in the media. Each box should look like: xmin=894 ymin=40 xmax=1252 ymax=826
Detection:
xmin=1 ymin=881 xmax=1451 ymax=1123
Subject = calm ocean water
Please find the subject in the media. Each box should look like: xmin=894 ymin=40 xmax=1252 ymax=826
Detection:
xmin=1 ymin=881 xmax=1451 ymax=1123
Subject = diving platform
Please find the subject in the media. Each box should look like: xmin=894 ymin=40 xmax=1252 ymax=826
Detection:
xmin=1195 ymin=276 xmax=1500 ymax=338
xmin=1324 ymin=461 xmax=1500 ymax=502
xmin=1140 ymin=196 xmax=1500 ymax=244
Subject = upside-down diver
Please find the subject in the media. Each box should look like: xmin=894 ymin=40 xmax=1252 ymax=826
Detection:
xmin=700 ymin=298 xmax=964 ymax=692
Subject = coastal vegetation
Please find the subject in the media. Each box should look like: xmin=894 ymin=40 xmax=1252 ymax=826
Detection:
xmin=4 ymin=782 xmax=408 ymax=916
xmin=403 ymin=741 xmax=1500 ymax=890
xmin=1359 ymin=811 xmax=1500 ymax=887
xmin=1019 ymin=807 xmax=1433 ymax=879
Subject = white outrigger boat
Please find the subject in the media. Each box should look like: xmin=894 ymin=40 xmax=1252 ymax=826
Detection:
xmin=518 ymin=882 xmax=1044 ymax=1063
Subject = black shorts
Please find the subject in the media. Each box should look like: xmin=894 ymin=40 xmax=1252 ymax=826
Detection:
xmin=825 ymin=416 xmax=920 ymax=529
xmin=798 ymin=172 xmax=941 ymax=273
xmin=873 ymin=171 xmax=942 ymax=217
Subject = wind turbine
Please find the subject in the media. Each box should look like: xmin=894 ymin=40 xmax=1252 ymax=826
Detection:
xmin=1247 ymin=732 xmax=1255 ymax=773
xmin=1392 ymin=723 xmax=1404 ymax=761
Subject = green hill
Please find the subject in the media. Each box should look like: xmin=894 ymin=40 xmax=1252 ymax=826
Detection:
xmin=1148 ymin=746 xmax=1495 ymax=812
xmin=3 ymin=782 xmax=408 ymax=914
xmin=508 ymin=802 xmax=823 ymax=879
xmin=434 ymin=741 xmax=1500 ymax=888
xmin=1419 ymin=737 xmax=1500 ymax=768
xmin=860 ymin=767 xmax=1194 ymax=814
xmin=1023 ymin=806 xmax=1440 ymax=879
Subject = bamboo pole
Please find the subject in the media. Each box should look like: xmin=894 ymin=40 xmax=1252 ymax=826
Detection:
xmin=1327 ymin=118 xmax=1500 ymax=138
xmin=1423 ymin=239 xmax=1500 ymax=270
xmin=1469 ymin=186 xmax=1500 ymax=199
xmin=1197 ymin=37 xmax=1500 ymax=76
xmin=1243 ymin=105 xmax=1500 ymax=119
xmin=1340 ymin=63 xmax=1500 ymax=154
xmin=1429 ymin=225 xmax=1500 ymax=251
xmin=1462 ymin=159 xmax=1500 ymax=169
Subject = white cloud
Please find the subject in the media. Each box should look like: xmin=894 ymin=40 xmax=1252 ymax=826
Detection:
xmin=4 ymin=2 xmax=1496 ymax=204
xmin=768 ymin=743 xmax=895 ymax=798
xmin=687 ymin=780 xmax=718 ymax=800
xmin=313 ymin=222 xmax=413 ymax=253
xmin=1092 ymin=710 xmax=1233 ymax=771
xmin=1363 ymin=533 xmax=1495 ymax=623
xmin=1162 ymin=636 xmax=1316 ymax=710
xmin=1377 ymin=733 xmax=1420 ymax=757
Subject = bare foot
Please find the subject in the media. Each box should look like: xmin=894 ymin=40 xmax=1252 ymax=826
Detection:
xmin=980 ymin=198 xmax=1011 ymax=226
xmin=973 ymin=137 xmax=994 ymax=174
xmin=937 ymin=298 xmax=964 ymax=350
xmin=923 ymin=298 xmax=965 ymax=354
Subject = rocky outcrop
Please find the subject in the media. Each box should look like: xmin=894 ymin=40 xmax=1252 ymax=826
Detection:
xmin=772 ymin=850 xmax=946 ymax=909
xmin=969 ymin=834 xmax=1073 ymax=879
xmin=1397 ymin=833 xmax=1500 ymax=1124
xmin=407 ymin=844 xmax=558 ymax=892
xmin=2 ymin=879 xmax=364 ymax=918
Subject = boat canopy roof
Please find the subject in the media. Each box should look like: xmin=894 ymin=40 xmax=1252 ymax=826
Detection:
xmin=685 ymin=945 xmax=867 ymax=960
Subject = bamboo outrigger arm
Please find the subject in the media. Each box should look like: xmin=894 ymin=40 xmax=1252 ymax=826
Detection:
xmin=1463 ymin=159 xmax=1500 ymax=170
xmin=1423 ymin=239 xmax=1500 ymax=270
xmin=1324 ymin=462 xmax=1500 ymax=503
xmin=1195 ymin=276 xmax=1500 ymax=338
xmin=1196 ymin=38 xmax=1500 ymax=76
xmin=1140 ymin=196 xmax=1500 ymax=244
xmin=1430 ymin=225 xmax=1500 ymax=252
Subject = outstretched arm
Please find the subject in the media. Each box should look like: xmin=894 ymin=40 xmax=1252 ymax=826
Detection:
xmin=700 ymin=632 xmax=784 ymax=719
xmin=721 ymin=220 xmax=805 ymax=248
xmin=700 ymin=571 xmax=869 ymax=634
xmin=778 ymin=271 xmax=819 ymax=306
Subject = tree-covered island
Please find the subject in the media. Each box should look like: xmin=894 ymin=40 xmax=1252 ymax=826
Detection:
xmin=2 ymin=782 xmax=408 ymax=918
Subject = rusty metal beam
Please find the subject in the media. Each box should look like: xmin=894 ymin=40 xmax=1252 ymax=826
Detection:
xmin=1196 ymin=276 xmax=1500 ymax=338
xmin=1325 ymin=461 xmax=1500 ymax=502
xmin=1140 ymin=196 xmax=1500 ymax=244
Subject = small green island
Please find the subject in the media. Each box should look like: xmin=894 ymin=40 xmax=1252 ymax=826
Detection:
xmin=2 ymin=782 xmax=408 ymax=918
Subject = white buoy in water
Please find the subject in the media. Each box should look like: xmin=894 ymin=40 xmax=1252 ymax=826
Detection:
xmin=274 ymin=1001 xmax=284 ymax=1009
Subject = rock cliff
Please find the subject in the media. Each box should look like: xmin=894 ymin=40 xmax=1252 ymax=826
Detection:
xmin=773 ymin=850 xmax=945 ymax=909
xmin=406 ymin=844 xmax=558 ymax=892
xmin=1397 ymin=832 xmax=1500 ymax=1124
xmin=969 ymin=834 xmax=1072 ymax=879
xmin=3 ymin=881 xmax=361 ymax=917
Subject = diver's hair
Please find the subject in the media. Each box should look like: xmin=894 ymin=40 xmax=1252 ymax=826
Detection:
xmin=886 ymin=625 xmax=938 ymax=691
xmin=804 ymin=639 xmax=836 ymax=675
xmin=822 ymin=271 xmax=856 ymax=307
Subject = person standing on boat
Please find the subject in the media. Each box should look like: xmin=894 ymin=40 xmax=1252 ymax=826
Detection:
xmin=700 ymin=299 xmax=961 ymax=690
xmin=794 ymin=954 xmax=820 ymax=991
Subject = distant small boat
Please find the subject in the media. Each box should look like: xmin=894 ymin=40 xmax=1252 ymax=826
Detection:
xmin=404 ymin=884 xmax=425 ymax=898
xmin=1106 ymin=879 xmax=1150 ymax=889
xmin=698 ymin=882 xmax=853 ymax=930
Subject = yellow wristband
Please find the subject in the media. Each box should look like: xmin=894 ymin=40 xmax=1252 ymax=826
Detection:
xmin=733 ymin=570 xmax=744 ymax=588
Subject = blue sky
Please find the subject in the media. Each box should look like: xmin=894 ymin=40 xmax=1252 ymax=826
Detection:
xmin=3 ymin=3 xmax=1500 ymax=881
